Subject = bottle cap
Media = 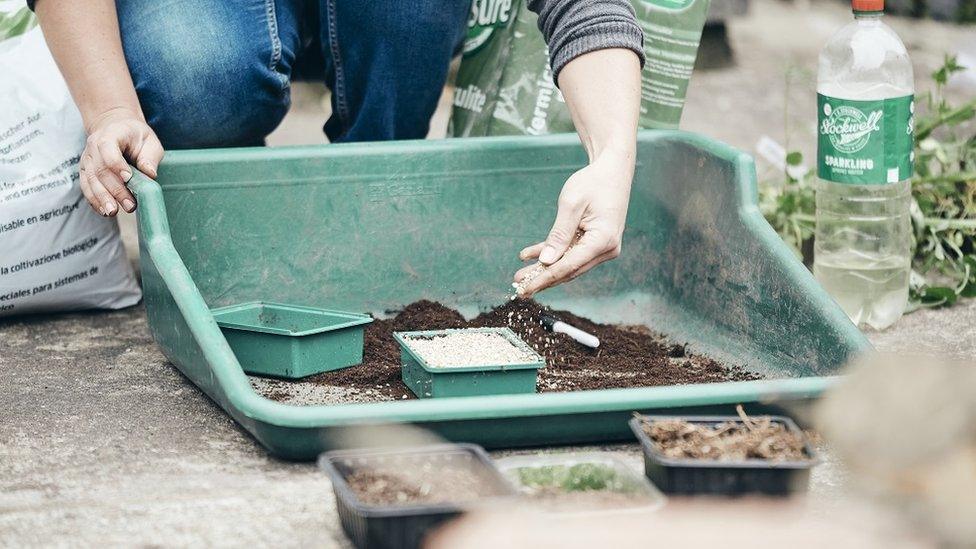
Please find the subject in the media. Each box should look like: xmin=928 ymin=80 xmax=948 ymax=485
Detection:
xmin=852 ymin=0 xmax=884 ymax=12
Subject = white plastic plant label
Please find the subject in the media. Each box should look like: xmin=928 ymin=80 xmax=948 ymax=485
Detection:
xmin=0 ymin=28 xmax=141 ymax=317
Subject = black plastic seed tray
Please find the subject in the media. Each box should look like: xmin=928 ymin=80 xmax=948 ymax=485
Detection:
xmin=629 ymin=415 xmax=819 ymax=496
xmin=318 ymin=443 xmax=516 ymax=549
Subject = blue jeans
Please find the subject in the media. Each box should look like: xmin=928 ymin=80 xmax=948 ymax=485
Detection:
xmin=116 ymin=0 xmax=470 ymax=148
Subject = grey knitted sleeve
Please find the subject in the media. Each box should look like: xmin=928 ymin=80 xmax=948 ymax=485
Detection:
xmin=527 ymin=0 xmax=646 ymax=82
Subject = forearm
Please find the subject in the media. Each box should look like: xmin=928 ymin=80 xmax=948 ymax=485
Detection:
xmin=558 ymin=48 xmax=641 ymax=165
xmin=527 ymin=0 xmax=644 ymax=163
xmin=512 ymin=43 xmax=642 ymax=295
xmin=34 ymin=0 xmax=163 ymax=215
xmin=34 ymin=0 xmax=143 ymax=132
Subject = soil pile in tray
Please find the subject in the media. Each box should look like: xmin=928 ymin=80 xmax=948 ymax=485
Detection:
xmin=638 ymin=412 xmax=808 ymax=461
xmin=287 ymin=299 xmax=760 ymax=401
xmin=344 ymin=463 xmax=505 ymax=506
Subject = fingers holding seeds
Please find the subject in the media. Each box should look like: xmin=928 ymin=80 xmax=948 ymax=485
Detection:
xmin=517 ymin=231 xmax=618 ymax=297
xmin=514 ymin=262 xmax=544 ymax=283
xmin=519 ymin=242 xmax=546 ymax=261
xmin=564 ymin=249 xmax=618 ymax=282
xmin=539 ymin=196 xmax=584 ymax=265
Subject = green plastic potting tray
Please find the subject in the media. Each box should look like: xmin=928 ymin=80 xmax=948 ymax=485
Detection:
xmin=395 ymin=328 xmax=545 ymax=398
xmin=211 ymin=301 xmax=373 ymax=379
xmin=131 ymin=131 xmax=870 ymax=460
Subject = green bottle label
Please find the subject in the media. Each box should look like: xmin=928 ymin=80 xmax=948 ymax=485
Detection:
xmin=817 ymin=93 xmax=914 ymax=184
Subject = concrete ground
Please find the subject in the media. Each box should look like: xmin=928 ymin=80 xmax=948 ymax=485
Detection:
xmin=3 ymin=0 xmax=975 ymax=546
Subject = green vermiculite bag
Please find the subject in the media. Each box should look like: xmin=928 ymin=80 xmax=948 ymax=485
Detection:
xmin=450 ymin=0 xmax=522 ymax=138
xmin=451 ymin=0 xmax=712 ymax=137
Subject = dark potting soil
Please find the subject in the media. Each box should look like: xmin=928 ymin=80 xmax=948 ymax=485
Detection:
xmin=344 ymin=463 xmax=505 ymax=506
xmin=293 ymin=299 xmax=760 ymax=401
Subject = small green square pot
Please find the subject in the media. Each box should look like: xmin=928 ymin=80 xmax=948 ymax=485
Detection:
xmin=211 ymin=301 xmax=373 ymax=379
xmin=394 ymin=328 xmax=544 ymax=398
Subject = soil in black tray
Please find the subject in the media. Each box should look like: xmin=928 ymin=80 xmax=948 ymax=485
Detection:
xmin=344 ymin=463 xmax=503 ymax=506
xmin=638 ymin=411 xmax=808 ymax=461
xmin=293 ymin=299 xmax=761 ymax=400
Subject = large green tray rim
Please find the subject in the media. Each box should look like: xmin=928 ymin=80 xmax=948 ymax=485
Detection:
xmin=393 ymin=327 xmax=546 ymax=373
xmin=132 ymin=130 xmax=868 ymax=434
xmin=211 ymin=300 xmax=373 ymax=337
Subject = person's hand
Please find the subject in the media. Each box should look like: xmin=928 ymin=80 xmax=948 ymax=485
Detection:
xmin=514 ymin=150 xmax=633 ymax=297
xmin=79 ymin=107 xmax=164 ymax=216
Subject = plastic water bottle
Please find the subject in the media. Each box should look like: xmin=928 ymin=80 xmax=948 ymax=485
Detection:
xmin=814 ymin=0 xmax=914 ymax=330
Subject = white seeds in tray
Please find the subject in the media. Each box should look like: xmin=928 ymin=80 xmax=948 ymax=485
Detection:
xmin=405 ymin=331 xmax=537 ymax=368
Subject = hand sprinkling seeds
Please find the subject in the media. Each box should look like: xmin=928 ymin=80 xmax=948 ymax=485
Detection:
xmin=512 ymin=263 xmax=546 ymax=300
xmin=512 ymin=232 xmax=584 ymax=299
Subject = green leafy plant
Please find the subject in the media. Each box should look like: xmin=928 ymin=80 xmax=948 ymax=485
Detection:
xmin=760 ymin=55 xmax=976 ymax=310
xmin=515 ymin=462 xmax=638 ymax=493
xmin=758 ymin=149 xmax=816 ymax=262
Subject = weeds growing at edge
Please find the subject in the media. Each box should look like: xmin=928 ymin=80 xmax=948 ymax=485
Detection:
xmin=759 ymin=55 xmax=976 ymax=311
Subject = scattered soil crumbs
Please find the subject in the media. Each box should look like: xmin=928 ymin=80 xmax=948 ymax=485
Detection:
xmin=259 ymin=299 xmax=761 ymax=403
xmin=343 ymin=461 xmax=506 ymax=506
xmin=638 ymin=409 xmax=809 ymax=461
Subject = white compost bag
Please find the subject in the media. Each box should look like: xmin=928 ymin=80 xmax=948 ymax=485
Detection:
xmin=0 ymin=25 xmax=141 ymax=317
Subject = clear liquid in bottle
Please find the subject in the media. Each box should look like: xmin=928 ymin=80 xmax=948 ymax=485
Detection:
xmin=815 ymin=0 xmax=914 ymax=330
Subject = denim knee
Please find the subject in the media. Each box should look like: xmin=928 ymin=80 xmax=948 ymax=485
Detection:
xmin=117 ymin=0 xmax=297 ymax=149
xmin=323 ymin=0 xmax=469 ymax=141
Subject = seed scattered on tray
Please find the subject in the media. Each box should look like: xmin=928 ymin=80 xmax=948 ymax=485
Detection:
xmin=404 ymin=331 xmax=537 ymax=368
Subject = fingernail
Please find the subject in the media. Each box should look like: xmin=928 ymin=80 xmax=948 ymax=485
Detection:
xmin=539 ymin=246 xmax=558 ymax=264
xmin=122 ymin=199 xmax=136 ymax=212
xmin=120 ymin=169 xmax=132 ymax=182
xmin=103 ymin=202 xmax=117 ymax=215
